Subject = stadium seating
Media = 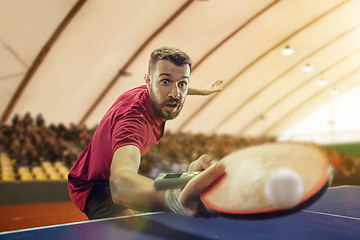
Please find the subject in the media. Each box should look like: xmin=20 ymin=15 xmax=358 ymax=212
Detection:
xmin=1 ymin=153 xmax=15 ymax=181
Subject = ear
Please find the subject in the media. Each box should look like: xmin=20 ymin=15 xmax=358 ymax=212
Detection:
xmin=145 ymin=74 xmax=151 ymax=88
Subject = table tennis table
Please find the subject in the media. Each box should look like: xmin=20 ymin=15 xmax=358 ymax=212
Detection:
xmin=1 ymin=185 xmax=359 ymax=240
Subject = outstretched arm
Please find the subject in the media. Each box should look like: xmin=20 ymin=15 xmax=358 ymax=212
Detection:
xmin=110 ymin=145 xmax=166 ymax=212
xmin=109 ymin=145 xmax=225 ymax=216
xmin=188 ymin=80 xmax=223 ymax=96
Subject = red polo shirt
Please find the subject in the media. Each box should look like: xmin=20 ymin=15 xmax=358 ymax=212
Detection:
xmin=68 ymin=85 xmax=165 ymax=211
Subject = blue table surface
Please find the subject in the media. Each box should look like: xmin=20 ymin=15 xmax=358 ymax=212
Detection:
xmin=1 ymin=186 xmax=359 ymax=240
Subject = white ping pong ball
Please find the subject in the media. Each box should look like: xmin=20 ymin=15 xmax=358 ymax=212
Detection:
xmin=265 ymin=168 xmax=305 ymax=209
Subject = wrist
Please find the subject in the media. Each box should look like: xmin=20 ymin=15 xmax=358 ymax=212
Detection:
xmin=164 ymin=188 xmax=191 ymax=216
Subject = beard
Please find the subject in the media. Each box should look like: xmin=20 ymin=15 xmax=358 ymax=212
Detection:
xmin=148 ymin=88 xmax=185 ymax=120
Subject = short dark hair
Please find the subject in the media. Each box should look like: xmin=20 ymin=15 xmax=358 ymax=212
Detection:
xmin=148 ymin=46 xmax=192 ymax=74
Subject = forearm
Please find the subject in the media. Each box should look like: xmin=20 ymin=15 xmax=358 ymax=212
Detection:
xmin=110 ymin=169 xmax=167 ymax=212
xmin=188 ymin=80 xmax=223 ymax=96
xmin=188 ymin=87 xmax=206 ymax=95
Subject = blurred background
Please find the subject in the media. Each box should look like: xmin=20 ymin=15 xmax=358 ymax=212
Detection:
xmin=1 ymin=0 xmax=359 ymax=232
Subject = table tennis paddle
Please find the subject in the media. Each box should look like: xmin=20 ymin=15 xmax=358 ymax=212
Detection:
xmin=154 ymin=142 xmax=331 ymax=219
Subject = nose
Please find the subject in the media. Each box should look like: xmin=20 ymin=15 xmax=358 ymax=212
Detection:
xmin=169 ymin=84 xmax=180 ymax=98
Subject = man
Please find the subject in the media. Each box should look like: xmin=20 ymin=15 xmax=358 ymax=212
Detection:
xmin=68 ymin=47 xmax=225 ymax=219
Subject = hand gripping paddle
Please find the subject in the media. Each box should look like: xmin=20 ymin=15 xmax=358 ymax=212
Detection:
xmin=154 ymin=142 xmax=331 ymax=219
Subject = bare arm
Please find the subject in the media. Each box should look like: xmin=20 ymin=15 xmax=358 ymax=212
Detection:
xmin=109 ymin=145 xmax=225 ymax=216
xmin=188 ymin=80 xmax=223 ymax=96
xmin=110 ymin=145 xmax=166 ymax=212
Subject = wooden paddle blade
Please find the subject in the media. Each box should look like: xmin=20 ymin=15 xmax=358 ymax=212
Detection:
xmin=200 ymin=142 xmax=330 ymax=217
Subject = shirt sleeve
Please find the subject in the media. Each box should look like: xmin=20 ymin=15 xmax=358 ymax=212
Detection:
xmin=111 ymin=112 xmax=149 ymax=155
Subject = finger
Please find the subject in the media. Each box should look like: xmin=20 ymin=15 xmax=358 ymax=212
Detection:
xmin=188 ymin=154 xmax=214 ymax=172
xmin=189 ymin=161 xmax=225 ymax=194
xmin=180 ymin=162 xmax=225 ymax=217
xmin=210 ymin=158 xmax=219 ymax=165
xmin=182 ymin=161 xmax=225 ymax=202
xmin=211 ymin=80 xmax=223 ymax=87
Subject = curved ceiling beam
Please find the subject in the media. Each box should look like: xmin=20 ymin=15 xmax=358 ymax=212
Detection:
xmin=78 ymin=0 xmax=194 ymax=126
xmin=263 ymin=65 xmax=360 ymax=136
xmin=0 ymin=0 xmax=87 ymax=124
xmin=209 ymin=0 xmax=349 ymax=134
xmin=0 ymin=38 xmax=28 ymax=68
xmin=176 ymin=0 xmax=280 ymax=131
xmin=239 ymin=27 xmax=360 ymax=135
xmin=191 ymin=0 xmax=280 ymax=70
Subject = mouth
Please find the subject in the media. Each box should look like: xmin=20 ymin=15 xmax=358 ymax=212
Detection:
xmin=164 ymin=100 xmax=180 ymax=111
xmin=153 ymin=98 xmax=184 ymax=120
xmin=166 ymin=102 xmax=178 ymax=108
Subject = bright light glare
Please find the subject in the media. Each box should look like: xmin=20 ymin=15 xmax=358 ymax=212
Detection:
xmin=331 ymin=88 xmax=339 ymax=96
xmin=317 ymin=79 xmax=327 ymax=86
xmin=281 ymin=46 xmax=294 ymax=55
xmin=302 ymin=64 xmax=313 ymax=72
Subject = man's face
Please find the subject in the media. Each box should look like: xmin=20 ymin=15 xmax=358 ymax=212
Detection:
xmin=146 ymin=60 xmax=190 ymax=120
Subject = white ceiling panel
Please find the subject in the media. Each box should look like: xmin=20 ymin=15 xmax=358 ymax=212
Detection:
xmin=227 ymin=27 xmax=360 ymax=136
xmin=268 ymin=71 xmax=360 ymax=138
xmin=0 ymin=40 xmax=27 ymax=76
xmin=0 ymin=75 xmax=24 ymax=113
xmin=1 ymin=0 xmax=360 ymax=144
xmin=0 ymin=0 xmax=76 ymax=65
xmin=279 ymin=84 xmax=360 ymax=144
xmin=11 ymin=0 xmax=187 ymax=125
xmin=173 ymin=0 xmax=351 ymax=134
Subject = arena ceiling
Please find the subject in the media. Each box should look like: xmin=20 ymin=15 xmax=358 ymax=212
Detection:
xmin=1 ymin=0 xmax=360 ymax=143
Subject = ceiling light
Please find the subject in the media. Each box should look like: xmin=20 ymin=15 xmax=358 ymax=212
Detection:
xmin=331 ymin=88 xmax=339 ymax=96
xmin=302 ymin=63 xmax=313 ymax=73
xmin=281 ymin=45 xmax=294 ymax=55
xmin=317 ymin=77 xmax=327 ymax=86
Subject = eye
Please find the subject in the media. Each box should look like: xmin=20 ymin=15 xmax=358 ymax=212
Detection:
xmin=161 ymin=79 xmax=170 ymax=85
xmin=178 ymin=81 xmax=188 ymax=88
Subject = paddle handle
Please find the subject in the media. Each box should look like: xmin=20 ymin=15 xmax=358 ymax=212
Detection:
xmin=154 ymin=172 xmax=201 ymax=190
